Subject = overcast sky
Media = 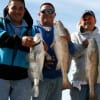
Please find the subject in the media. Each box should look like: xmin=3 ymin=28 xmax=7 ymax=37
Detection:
xmin=0 ymin=0 xmax=100 ymax=100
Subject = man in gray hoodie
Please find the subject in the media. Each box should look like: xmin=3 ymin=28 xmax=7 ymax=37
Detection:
xmin=70 ymin=10 xmax=100 ymax=100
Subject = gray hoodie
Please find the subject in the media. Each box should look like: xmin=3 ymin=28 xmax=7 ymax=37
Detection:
xmin=71 ymin=26 xmax=100 ymax=90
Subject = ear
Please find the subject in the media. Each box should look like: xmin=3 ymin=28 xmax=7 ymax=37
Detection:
xmin=94 ymin=18 xmax=96 ymax=24
xmin=54 ymin=13 xmax=56 ymax=17
xmin=6 ymin=6 xmax=9 ymax=10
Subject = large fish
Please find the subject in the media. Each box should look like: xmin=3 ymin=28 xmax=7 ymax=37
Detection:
xmin=52 ymin=20 xmax=72 ymax=89
xmin=85 ymin=38 xmax=99 ymax=100
xmin=28 ymin=33 xmax=45 ymax=97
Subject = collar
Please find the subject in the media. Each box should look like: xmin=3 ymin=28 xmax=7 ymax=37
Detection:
xmin=37 ymin=20 xmax=53 ymax=31
xmin=5 ymin=15 xmax=28 ymax=27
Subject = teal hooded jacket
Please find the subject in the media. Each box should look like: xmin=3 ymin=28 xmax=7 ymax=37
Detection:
xmin=0 ymin=7 xmax=33 ymax=80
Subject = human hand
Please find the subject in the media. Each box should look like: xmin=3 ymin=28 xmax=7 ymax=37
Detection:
xmin=22 ymin=36 xmax=35 ymax=47
xmin=82 ymin=39 xmax=89 ymax=48
xmin=43 ymin=41 xmax=48 ymax=52
xmin=44 ymin=59 xmax=53 ymax=69
xmin=44 ymin=55 xmax=55 ymax=69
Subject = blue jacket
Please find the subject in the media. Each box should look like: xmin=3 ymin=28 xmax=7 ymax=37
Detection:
xmin=33 ymin=24 xmax=75 ymax=79
xmin=0 ymin=8 xmax=33 ymax=80
xmin=0 ymin=18 xmax=31 ymax=67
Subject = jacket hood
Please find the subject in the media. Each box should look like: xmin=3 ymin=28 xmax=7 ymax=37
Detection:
xmin=3 ymin=6 xmax=33 ymax=28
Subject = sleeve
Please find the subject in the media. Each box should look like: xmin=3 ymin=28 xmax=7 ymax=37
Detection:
xmin=71 ymin=33 xmax=86 ymax=58
xmin=0 ymin=31 xmax=22 ymax=48
xmin=68 ymin=41 xmax=76 ymax=55
xmin=33 ymin=25 xmax=40 ymax=33
xmin=0 ymin=18 xmax=22 ymax=48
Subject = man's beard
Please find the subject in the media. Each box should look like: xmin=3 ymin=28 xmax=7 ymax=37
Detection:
xmin=43 ymin=19 xmax=48 ymax=25
xmin=42 ymin=18 xmax=53 ymax=26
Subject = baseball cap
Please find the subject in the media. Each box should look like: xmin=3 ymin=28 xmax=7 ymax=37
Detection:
xmin=82 ymin=10 xmax=96 ymax=19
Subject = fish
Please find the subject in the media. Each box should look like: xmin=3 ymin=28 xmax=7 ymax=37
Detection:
xmin=28 ymin=33 xmax=45 ymax=97
xmin=85 ymin=38 xmax=99 ymax=100
xmin=51 ymin=20 xmax=72 ymax=89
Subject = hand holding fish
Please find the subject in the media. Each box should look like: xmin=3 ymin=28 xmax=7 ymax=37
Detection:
xmin=43 ymin=41 xmax=48 ymax=52
xmin=44 ymin=56 xmax=55 ymax=69
xmin=22 ymin=36 xmax=35 ymax=47
xmin=82 ymin=39 xmax=89 ymax=48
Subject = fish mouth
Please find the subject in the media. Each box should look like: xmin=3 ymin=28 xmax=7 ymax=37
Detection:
xmin=54 ymin=20 xmax=64 ymax=28
xmin=54 ymin=20 xmax=60 ymax=25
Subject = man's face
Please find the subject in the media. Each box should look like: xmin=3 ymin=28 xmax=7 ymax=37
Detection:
xmin=80 ymin=15 xmax=96 ymax=31
xmin=7 ymin=1 xmax=25 ymax=25
xmin=39 ymin=5 xmax=56 ymax=26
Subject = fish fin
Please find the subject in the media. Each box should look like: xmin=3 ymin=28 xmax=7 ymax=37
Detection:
xmin=56 ymin=62 xmax=61 ymax=70
xmin=50 ymin=41 xmax=56 ymax=48
xmin=32 ymin=85 xmax=39 ymax=97
xmin=40 ymin=73 xmax=43 ymax=81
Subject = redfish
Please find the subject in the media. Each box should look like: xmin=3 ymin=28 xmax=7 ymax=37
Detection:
xmin=85 ymin=38 xmax=99 ymax=100
xmin=52 ymin=20 xmax=72 ymax=89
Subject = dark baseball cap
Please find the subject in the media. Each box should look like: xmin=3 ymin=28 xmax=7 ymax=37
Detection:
xmin=82 ymin=10 xmax=96 ymax=19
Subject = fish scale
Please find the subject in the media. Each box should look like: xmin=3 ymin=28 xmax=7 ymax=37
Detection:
xmin=85 ymin=38 xmax=99 ymax=100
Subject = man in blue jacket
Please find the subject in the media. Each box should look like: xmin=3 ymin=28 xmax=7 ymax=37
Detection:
xmin=32 ymin=2 xmax=75 ymax=100
xmin=0 ymin=0 xmax=35 ymax=100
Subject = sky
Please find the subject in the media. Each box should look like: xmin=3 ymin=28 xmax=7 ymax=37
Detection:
xmin=0 ymin=0 xmax=100 ymax=100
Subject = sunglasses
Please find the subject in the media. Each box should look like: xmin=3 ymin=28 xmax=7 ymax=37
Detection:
xmin=40 ymin=9 xmax=55 ymax=14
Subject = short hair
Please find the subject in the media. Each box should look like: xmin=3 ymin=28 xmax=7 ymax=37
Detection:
xmin=40 ymin=2 xmax=55 ymax=11
xmin=8 ymin=0 xmax=25 ymax=6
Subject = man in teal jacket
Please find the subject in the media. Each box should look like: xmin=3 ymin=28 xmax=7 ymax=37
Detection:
xmin=0 ymin=0 xmax=35 ymax=100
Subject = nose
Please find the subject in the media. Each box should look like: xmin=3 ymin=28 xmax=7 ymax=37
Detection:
xmin=84 ymin=18 xmax=89 ymax=21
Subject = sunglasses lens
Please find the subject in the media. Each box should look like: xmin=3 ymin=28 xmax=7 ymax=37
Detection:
xmin=40 ymin=9 xmax=55 ymax=14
